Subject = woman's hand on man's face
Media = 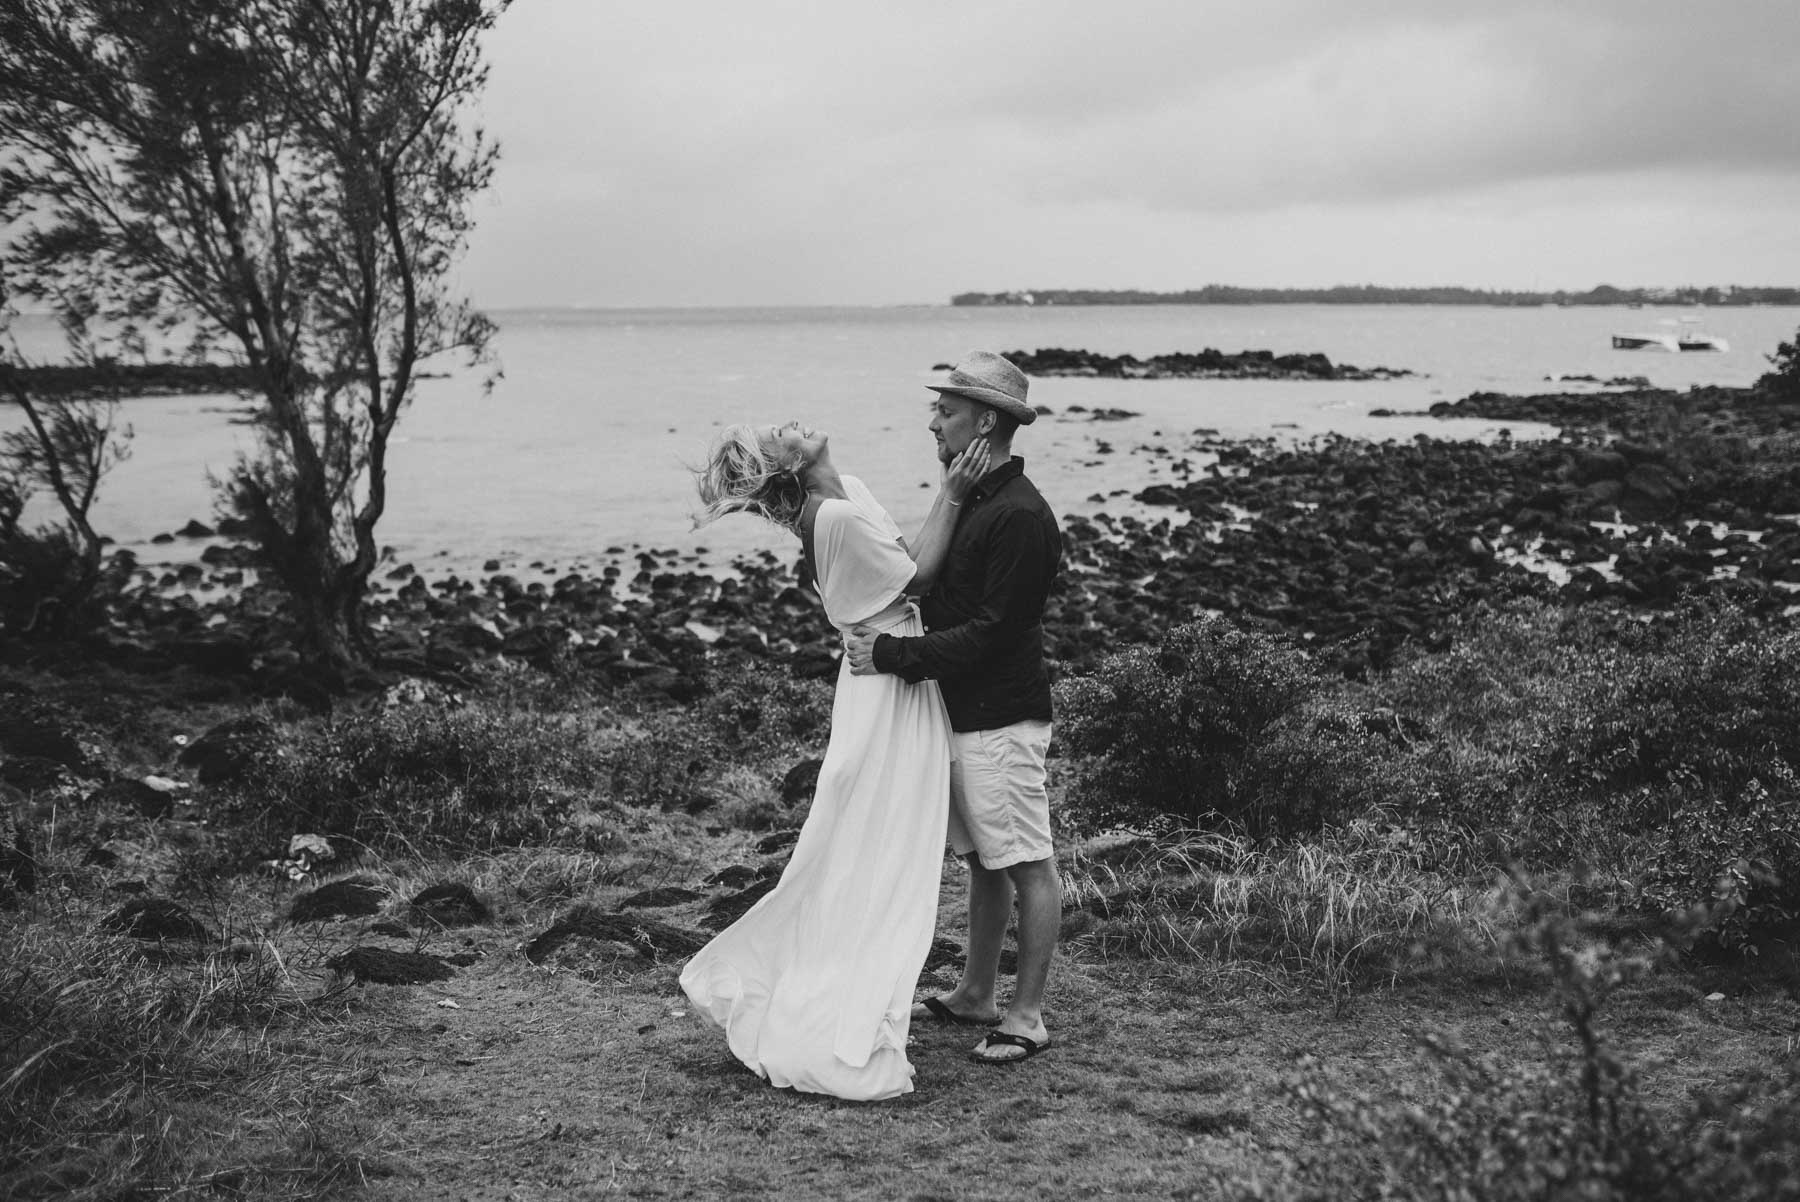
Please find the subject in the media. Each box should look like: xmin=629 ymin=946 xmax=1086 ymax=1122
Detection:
xmin=944 ymin=437 xmax=990 ymax=502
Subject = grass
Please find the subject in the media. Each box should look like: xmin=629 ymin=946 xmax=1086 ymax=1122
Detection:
xmin=4 ymin=610 xmax=1799 ymax=1198
xmin=0 ymin=894 xmax=378 ymax=1199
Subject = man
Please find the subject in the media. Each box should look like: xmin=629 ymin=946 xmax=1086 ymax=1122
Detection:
xmin=844 ymin=350 xmax=1063 ymax=1066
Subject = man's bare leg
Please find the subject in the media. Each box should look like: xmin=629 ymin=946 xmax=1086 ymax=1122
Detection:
xmin=928 ymin=854 xmax=1011 ymax=1021
xmin=972 ymin=856 xmax=1058 ymax=1060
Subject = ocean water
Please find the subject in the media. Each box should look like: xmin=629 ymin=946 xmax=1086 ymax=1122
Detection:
xmin=6 ymin=303 xmax=1798 ymax=578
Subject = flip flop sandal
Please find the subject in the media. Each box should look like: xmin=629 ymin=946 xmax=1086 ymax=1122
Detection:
xmin=968 ymin=1030 xmax=1051 ymax=1064
xmin=913 ymin=996 xmax=1002 ymax=1027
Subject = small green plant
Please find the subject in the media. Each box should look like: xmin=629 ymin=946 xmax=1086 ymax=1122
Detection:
xmin=239 ymin=700 xmax=609 ymax=852
xmin=1559 ymin=609 xmax=1800 ymax=802
xmin=1639 ymin=769 xmax=1800 ymax=950
xmin=1055 ymin=616 xmax=1387 ymax=837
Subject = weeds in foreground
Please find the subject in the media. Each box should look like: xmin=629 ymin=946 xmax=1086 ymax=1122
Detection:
xmin=1063 ymin=821 xmax=1501 ymax=1004
xmin=0 ymin=900 xmax=369 ymax=1200
xmin=1272 ymin=890 xmax=1800 ymax=1201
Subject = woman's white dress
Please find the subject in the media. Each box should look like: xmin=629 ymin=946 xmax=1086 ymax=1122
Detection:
xmin=680 ymin=476 xmax=952 ymax=1101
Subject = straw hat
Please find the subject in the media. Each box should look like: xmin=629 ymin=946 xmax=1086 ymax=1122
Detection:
xmin=925 ymin=351 xmax=1035 ymax=425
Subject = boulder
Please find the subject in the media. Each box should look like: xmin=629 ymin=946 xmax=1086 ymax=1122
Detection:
xmin=701 ymin=877 xmax=778 ymax=930
xmin=408 ymin=882 xmax=492 ymax=928
xmin=1620 ymin=462 xmax=1683 ymax=520
xmin=85 ymin=777 xmax=176 ymax=820
xmin=289 ymin=875 xmax=388 ymax=922
xmin=100 ymin=897 xmax=211 ymax=941
xmin=0 ymin=756 xmax=70 ymax=790
xmin=618 ymin=885 xmax=704 ymax=910
xmin=524 ymin=904 xmax=706 ymax=964
xmin=327 ymin=946 xmax=454 ymax=985
xmin=0 ymin=704 xmax=89 ymax=770
xmin=778 ymin=757 xmax=823 ymax=805
xmin=177 ymin=716 xmax=277 ymax=784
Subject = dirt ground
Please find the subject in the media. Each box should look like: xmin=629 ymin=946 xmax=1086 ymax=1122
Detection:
xmin=302 ymin=909 xmax=1799 ymax=1201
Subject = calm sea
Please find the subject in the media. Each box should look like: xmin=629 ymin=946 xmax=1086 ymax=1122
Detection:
xmin=6 ymin=303 xmax=1799 ymax=578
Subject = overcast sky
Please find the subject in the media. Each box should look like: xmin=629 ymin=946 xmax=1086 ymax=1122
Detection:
xmin=459 ymin=0 xmax=1800 ymax=309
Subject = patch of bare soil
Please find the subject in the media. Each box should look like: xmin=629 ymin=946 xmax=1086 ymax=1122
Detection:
xmin=308 ymin=902 xmax=1799 ymax=1201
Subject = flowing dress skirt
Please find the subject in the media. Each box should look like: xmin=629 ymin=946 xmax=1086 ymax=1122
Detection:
xmin=679 ymin=607 xmax=950 ymax=1101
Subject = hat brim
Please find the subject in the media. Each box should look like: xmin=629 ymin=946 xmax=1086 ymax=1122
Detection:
xmin=924 ymin=383 xmax=1038 ymax=425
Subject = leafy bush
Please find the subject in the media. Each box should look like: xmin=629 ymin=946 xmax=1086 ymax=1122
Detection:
xmin=1758 ymin=326 xmax=1800 ymax=401
xmin=1558 ymin=608 xmax=1800 ymax=803
xmin=688 ymin=657 xmax=831 ymax=755
xmin=1054 ymin=616 xmax=1388 ymax=837
xmin=240 ymin=701 xmax=609 ymax=852
xmin=1639 ymin=769 xmax=1800 ymax=950
xmin=238 ymin=658 xmax=833 ymax=852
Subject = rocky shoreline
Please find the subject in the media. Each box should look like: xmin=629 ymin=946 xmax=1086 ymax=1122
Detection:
xmin=7 ymin=383 xmax=1797 ymax=707
xmin=4 ymin=362 xmax=259 ymax=399
xmin=991 ymin=346 xmax=1414 ymax=381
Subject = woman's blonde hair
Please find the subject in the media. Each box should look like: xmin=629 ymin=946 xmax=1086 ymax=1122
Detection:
xmin=693 ymin=424 xmax=807 ymax=534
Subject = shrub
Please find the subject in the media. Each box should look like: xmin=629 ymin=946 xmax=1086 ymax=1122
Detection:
xmin=1055 ymin=616 xmax=1386 ymax=837
xmin=1639 ymin=768 xmax=1800 ymax=950
xmin=1758 ymin=326 xmax=1800 ymax=401
xmin=1558 ymin=608 xmax=1800 ymax=804
xmin=238 ymin=701 xmax=609 ymax=852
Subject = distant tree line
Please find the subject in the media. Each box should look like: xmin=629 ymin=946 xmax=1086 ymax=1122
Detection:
xmin=951 ymin=284 xmax=1800 ymax=307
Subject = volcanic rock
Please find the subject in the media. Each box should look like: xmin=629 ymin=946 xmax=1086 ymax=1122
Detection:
xmin=289 ymin=875 xmax=388 ymax=922
xmin=328 ymin=946 xmax=454 ymax=985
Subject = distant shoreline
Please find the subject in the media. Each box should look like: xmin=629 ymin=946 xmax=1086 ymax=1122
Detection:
xmin=951 ymin=285 xmax=1800 ymax=308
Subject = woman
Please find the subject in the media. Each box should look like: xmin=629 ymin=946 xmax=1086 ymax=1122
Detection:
xmin=679 ymin=419 xmax=989 ymax=1100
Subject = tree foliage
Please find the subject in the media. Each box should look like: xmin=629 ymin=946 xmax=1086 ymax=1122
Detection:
xmin=1760 ymin=327 xmax=1800 ymax=401
xmin=0 ymin=302 xmax=133 ymax=637
xmin=0 ymin=0 xmax=508 ymax=672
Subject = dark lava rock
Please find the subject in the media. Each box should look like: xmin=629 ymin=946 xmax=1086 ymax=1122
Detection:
xmin=1002 ymin=346 xmax=1413 ymax=382
xmin=501 ymin=625 xmax=568 ymax=669
xmin=168 ymin=636 xmax=256 ymax=676
xmin=0 ymin=705 xmax=89 ymax=769
xmin=0 ymin=756 xmax=70 ymax=790
xmin=525 ymin=904 xmax=707 ymax=964
xmin=100 ymin=897 xmax=211 ymax=941
xmin=754 ymin=828 xmax=802 ymax=854
xmin=778 ymin=758 xmax=822 ymax=805
xmin=921 ymin=936 xmax=1020 ymax=976
xmin=703 ymin=864 xmax=762 ymax=889
xmin=701 ymin=877 xmax=778 ymax=930
xmin=408 ymin=882 xmax=492 ymax=928
xmin=177 ymin=716 xmax=277 ymax=784
xmin=328 ymin=946 xmax=454 ymax=985
xmin=618 ymin=885 xmax=704 ymax=910
xmin=288 ymin=875 xmax=388 ymax=922
xmin=85 ymin=778 xmax=176 ymax=820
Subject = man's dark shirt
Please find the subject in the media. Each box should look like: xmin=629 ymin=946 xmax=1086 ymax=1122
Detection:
xmin=872 ymin=457 xmax=1062 ymax=732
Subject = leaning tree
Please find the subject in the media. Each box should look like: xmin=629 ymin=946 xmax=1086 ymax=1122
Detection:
xmin=0 ymin=0 xmax=507 ymax=675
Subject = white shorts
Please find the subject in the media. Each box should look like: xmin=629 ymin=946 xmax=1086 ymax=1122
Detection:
xmin=947 ymin=720 xmax=1054 ymax=871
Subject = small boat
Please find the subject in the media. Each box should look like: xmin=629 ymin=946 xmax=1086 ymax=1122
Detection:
xmin=1611 ymin=316 xmax=1729 ymax=353
xmin=1677 ymin=328 xmax=1729 ymax=352
xmin=1612 ymin=331 xmax=1679 ymax=351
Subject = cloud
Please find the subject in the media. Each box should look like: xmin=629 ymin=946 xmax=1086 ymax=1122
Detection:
xmin=462 ymin=0 xmax=1800 ymax=305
